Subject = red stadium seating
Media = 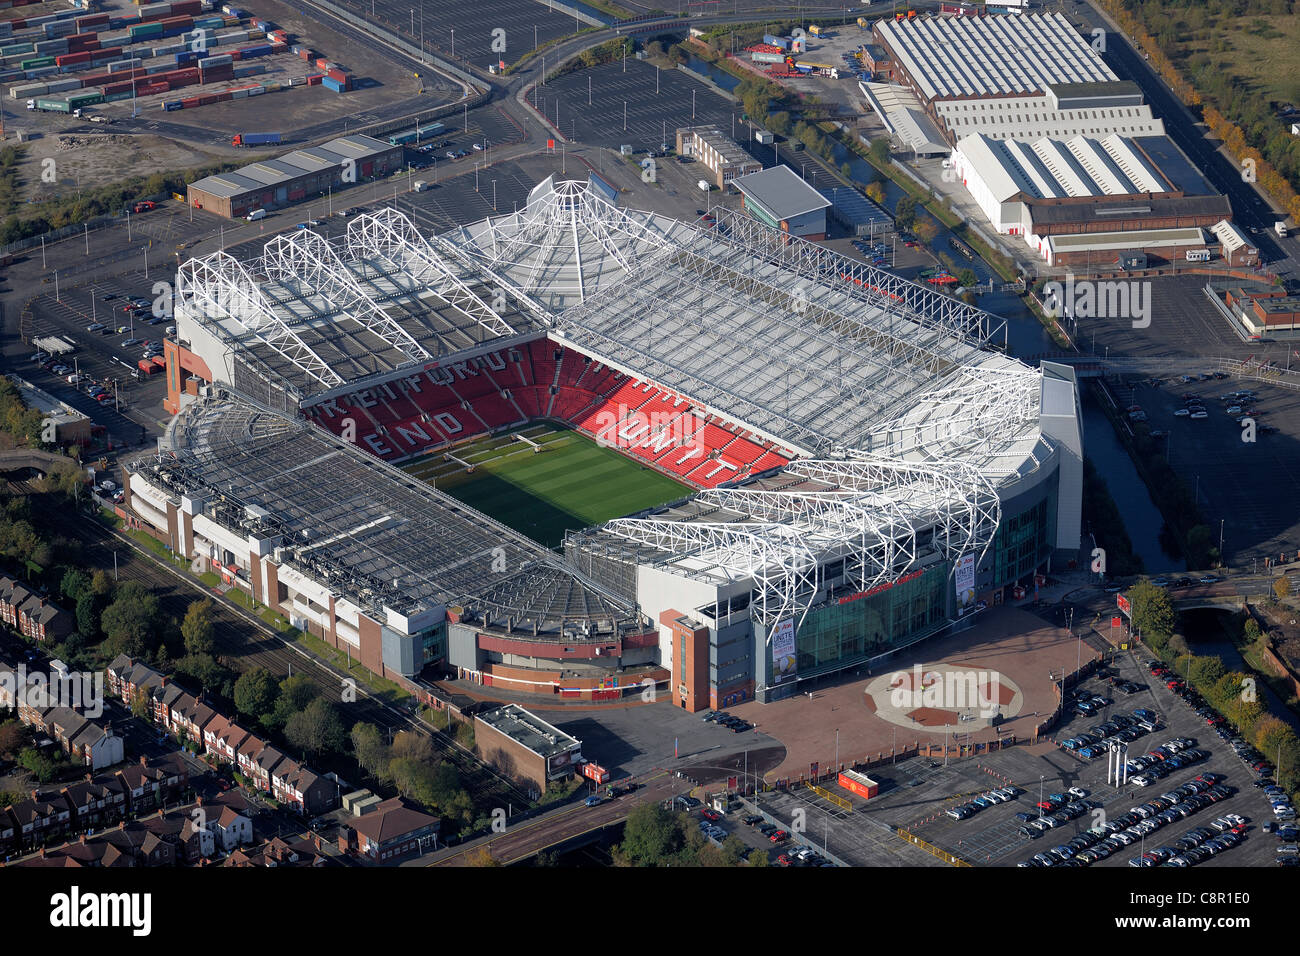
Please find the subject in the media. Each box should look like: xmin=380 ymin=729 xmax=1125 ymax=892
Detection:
xmin=301 ymin=338 xmax=793 ymax=480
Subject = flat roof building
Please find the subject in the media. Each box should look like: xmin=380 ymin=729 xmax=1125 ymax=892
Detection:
xmin=733 ymin=165 xmax=831 ymax=240
xmin=6 ymin=376 xmax=91 ymax=447
xmin=675 ymin=126 xmax=763 ymax=190
xmin=473 ymin=704 xmax=582 ymax=795
xmin=187 ymin=135 xmax=404 ymax=219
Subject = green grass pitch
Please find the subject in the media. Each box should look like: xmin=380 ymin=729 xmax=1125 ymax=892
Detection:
xmin=404 ymin=423 xmax=690 ymax=548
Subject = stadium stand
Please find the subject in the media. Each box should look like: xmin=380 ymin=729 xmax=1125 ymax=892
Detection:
xmin=300 ymin=338 xmax=790 ymax=483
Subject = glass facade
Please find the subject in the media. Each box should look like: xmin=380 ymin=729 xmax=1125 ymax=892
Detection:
xmin=991 ymin=491 xmax=1054 ymax=588
xmin=778 ymin=564 xmax=949 ymax=684
xmin=421 ymin=623 xmax=447 ymax=666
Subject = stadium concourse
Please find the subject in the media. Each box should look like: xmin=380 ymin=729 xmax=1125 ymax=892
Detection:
xmin=128 ymin=177 xmax=1084 ymax=713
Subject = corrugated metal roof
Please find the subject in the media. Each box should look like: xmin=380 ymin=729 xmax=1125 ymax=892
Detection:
xmin=733 ymin=165 xmax=830 ymax=222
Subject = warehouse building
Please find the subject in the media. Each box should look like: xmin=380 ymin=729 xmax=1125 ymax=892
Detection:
xmin=472 ymin=704 xmax=582 ymax=796
xmin=733 ymin=165 xmax=830 ymax=240
xmin=872 ymin=13 xmax=1165 ymax=145
xmin=675 ymin=126 xmax=762 ymax=190
xmin=951 ymin=132 xmax=1232 ymax=262
xmin=186 ymin=134 xmax=403 ymax=219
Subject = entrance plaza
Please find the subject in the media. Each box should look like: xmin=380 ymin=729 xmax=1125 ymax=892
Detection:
xmin=726 ymin=606 xmax=1082 ymax=781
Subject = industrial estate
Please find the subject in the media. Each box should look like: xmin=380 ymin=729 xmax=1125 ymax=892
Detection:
xmin=0 ymin=0 xmax=1297 ymax=903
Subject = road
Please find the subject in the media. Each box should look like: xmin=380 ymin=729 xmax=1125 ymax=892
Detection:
xmin=421 ymin=770 xmax=687 ymax=866
xmin=1080 ymin=0 xmax=1299 ymax=277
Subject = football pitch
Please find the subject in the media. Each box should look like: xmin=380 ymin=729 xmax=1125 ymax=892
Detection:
xmin=404 ymin=424 xmax=690 ymax=548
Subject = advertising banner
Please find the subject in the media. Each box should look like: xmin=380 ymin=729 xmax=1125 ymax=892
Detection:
xmin=955 ymin=552 xmax=976 ymax=606
xmin=1117 ymin=593 xmax=1131 ymax=616
xmin=771 ymin=618 xmax=797 ymax=685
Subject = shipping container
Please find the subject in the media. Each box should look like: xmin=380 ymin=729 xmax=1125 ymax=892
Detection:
xmin=750 ymin=51 xmax=786 ymax=64
xmin=54 ymin=51 xmax=91 ymax=66
xmin=45 ymin=77 xmax=80 ymax=91
xmin=34 ymin=96 xmax=70 ymax=111
xmin=321 ymin=75 xmax=347 ymax=92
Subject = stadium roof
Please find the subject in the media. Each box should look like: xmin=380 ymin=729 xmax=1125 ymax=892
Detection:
xmin=172 ymin=178 xmax=1053 ymax=631
xmin=136 ymin=400 xmax=639 ymax=637
xmin=732 ymin=165 xmax=830 ymax=223
xmin=178 ymin=208 xmax=539 ymax=399
xmin=445 ymin=181 xmax=1005 ymax=456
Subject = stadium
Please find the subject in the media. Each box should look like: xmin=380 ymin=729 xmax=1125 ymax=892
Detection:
xmin=126 ymin=177 xmax=1083 ymax=710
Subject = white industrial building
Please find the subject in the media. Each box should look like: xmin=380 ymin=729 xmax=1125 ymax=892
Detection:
xmin=871 ymin=13 xmax=1165 ymax=144
xmin=952 ymin=132 xmax=1173 ymax=235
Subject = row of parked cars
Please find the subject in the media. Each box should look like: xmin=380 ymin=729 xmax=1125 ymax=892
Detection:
xmin=1020 ymin=774 xmax=1238 ymax=866
xmin=851 ymin=238 xmax=890 ymax=266
xmin=1061 ymin=708 xmax=1162 ymax=759
xmin=945 ymin=785 xmax=1023 ymax=821
xmin=701 ymin=710 xmax=752 ymax=734
xmin=738 ymin=814 xmax=834 ymax=865
xmin=1129 ymin=743 xmax=1210 ymax=787
xmin=1127 ymin=813 xmax=1247 ymax=868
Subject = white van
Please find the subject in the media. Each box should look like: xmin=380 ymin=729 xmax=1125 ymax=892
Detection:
xmin=246 ymin=208 xmax=267 ymax=221
xmin=413 ymin=180 xmax=428 ymax=192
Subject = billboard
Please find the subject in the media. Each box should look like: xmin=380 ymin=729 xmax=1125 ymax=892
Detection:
xmin=954 ymin=552 xmax=976 ymax=607
xmin=1117 ymin=593 xmax=1131 ymax=616
xmin=771 ymin=618 xmax=797 ymax=685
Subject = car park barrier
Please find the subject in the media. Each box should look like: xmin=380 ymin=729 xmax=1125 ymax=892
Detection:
xmin=896 ymin=827 xmax=971 ymax=866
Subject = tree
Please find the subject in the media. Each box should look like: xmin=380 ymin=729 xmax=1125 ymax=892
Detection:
xmin=131 ymin=691 xmax=153 ymax=720
xmin=284 ymin=698 xmax=346 ymax=759
xmin=957 ymin=268 xmax=977 ymax=288
xmin=60 ymin=569 xmax=90 ymax=603
xmin=351 ymin=722 xmax=391 ymax=781
xmin=748 ymin=848 xmax=770 ymax=867
xmin=99 ymin=581 xmax=160 ymax=657
xmin=75 ymin=591 xmax=98 ymax=640
xmin=1129 ymin=579 xmax=1175 ymax=641
xmin=615 ymin=803 xmax=682 ymax=866
xmin=181 ymin=599 xmax=215 ymax=656
xmin=90 ymin=569 xmax=113 ymax=597
xmin=455 ymin=720 xmax=475 ymax=749
xmin=869 ymin=137 xmax=890 ymax=165
xmin=0 ymin=720 xmax=25 ymax=757
xmin=391 ymin=730 xmax=434 ymax=764
xmin=233 ymin=667 xmax=278 ymax=721
xmin=18 ymin=746 xmax=56 ymax=783
xmin=865 ymin=181 xmax=885 ymax=204
xmin=268 ymin=673 xmax=319 ymax=729
xmin=1275 ymin=576 xmax=1292 ymax=600
xmin=914 ymin=219 xmax=939 ymax=243
xmin=466 ymin=847 xmax=500 ymax=867
xmin=895 ymin=196 xmax=918 ymax=232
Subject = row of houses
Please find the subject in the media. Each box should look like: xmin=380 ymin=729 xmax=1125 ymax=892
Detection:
xmin=0 ymin=575 xmax=73 ymax=644
xmin=8 ymin=790 xmax=266 ymax=867
xmin=107 ymin=655 xmax=338 ymax=816
xmin=0 ymin=664 xmax=124 ymax=771
xmin=1 ymin=753 xmax=190 ymax=855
